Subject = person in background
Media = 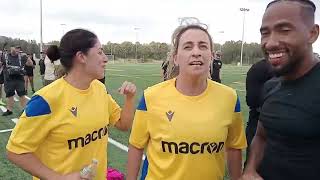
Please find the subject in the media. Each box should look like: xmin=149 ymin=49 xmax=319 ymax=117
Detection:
xmin=210 ymin=50 xmax=223 ymax=83
xmin=44 ymin=45 xmax=59 ymax=86
xmin=245 ymin=58 xmax=273 ymax=165
xmin=1 ymin=46 xmax=29 ymax=116
xmin=0 ymin=50 xmax=6 ymax=106
xmin=24 ymin=54 xmax=36 ymax=94
xmin=38 ymin=52 xmax=46 ymax=86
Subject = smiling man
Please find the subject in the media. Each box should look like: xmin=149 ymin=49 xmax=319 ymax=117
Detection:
xmin=242 ymin=0 xmax=320 ymax=180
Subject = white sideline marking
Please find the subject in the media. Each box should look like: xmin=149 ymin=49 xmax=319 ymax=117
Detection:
xmin=0 ymin=106 xmax=7 ymax=112
xmin=11 ymin=118 xmax=19 ymax=124
xmin=14 ymin=96 xmax=30 ymax=101
xmin=108 ymin=137 xmax=129 ymax=152
xmin=235 ymin=89 xmax=245 ymax=92
xmin=105 ymin=69 xmax=125 ymax=72
xmin=0 ymin=129 xmax=13 ymax=133
xmin=107 ymin=138 xmax=145 ymax=159
xmin=108 ymin=74 xmax=143 ymax=79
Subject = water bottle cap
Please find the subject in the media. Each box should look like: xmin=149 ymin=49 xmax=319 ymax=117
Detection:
xmin=92 ymin=159 xmax=98 ymax=165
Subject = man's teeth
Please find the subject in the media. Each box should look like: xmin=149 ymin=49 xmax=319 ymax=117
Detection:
xmin=269 ymin=53 xmax=284 ymax=58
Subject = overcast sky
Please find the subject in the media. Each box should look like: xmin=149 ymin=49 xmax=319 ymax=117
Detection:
xmin=1 ymin=0 xmax=320 ymax=52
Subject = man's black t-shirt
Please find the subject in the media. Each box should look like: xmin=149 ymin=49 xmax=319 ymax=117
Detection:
xmin=258 ymin=62 xmax=320 ymax=180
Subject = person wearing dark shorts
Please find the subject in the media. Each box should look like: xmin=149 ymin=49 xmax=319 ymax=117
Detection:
xmin=242 ymin=1 xmax=320 ymax=180
xmin=1 ymin=46 xmax=29 ymax=116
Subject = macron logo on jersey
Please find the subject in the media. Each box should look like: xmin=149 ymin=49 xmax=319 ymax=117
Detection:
xmin=67 ymin=125 xmax=108 ymax=150
xmin=166 ymin=110 xmax=174 ymax=121
xmin=161 ymin=141 xmax=224 ymax=154
xmin=69 ymin=107 xmax=77 ymax=117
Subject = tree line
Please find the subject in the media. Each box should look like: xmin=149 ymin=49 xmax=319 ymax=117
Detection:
xmin=0 ymin=36 xmax=265 ymax=64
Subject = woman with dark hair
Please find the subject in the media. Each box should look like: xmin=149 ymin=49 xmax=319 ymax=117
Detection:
xmin=127 ymin=24 xmax=246 ymax=180
xmin=6 ymin=29 xmax=136 ymax=180
xmin=24 ymin=54 xmax=36 ymax=93
xmin=44 ymin=45 xmax=60 ymax=86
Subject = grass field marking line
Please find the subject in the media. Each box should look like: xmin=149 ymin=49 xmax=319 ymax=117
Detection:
xmin=235 ymin=88 xmax=245 ymax=92
xmin=232 ymin=81 xmax=245 ymax=85
xmin=11 ymin=118 xmax=19 ymax=124
xmin=108 ymin=137 xmax=129 ymax=152
xmin=108 ymin=74 xmax=143 ymax=79
xmin=108 ymin=137 xmax=145 ymax=160
xmin=0 ymin=129 xmax=13 ymax=133
xmin=105 ymin=68 xmax=125 ymax=72
xmin=12 ymin=96 xmax=30 ymax=101
xmin=0 ymin=105 xmax=7 ymax=112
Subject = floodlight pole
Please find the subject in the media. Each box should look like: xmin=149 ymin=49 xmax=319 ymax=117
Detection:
xmin=240 ymin=8 xmax=249 ymax=66
xmin=40 ymin=0 xmax=43 ymax=53
xmin=134 ymin=27 xmax=140 ymax=63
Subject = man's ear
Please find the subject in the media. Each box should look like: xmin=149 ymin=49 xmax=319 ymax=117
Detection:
xmin=309 ymin=24 xmax=319 ymax=44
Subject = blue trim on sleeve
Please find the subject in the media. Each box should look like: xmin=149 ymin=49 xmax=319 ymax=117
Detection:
xmin=140 ymin=157 xmax=149 ymax=180
xmin=234 ymin=96 xmax=241 ymax=112
xmin=25 ymin=95 xmax=51 ymax=117
xmin=137 ymin=94 xmax=147 ymax=111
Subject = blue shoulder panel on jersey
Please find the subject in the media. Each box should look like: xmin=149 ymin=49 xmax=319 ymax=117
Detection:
xmin=234 ymin=96 xmax=241 ymax=112
xmin=25 ymin=95 xmax=51 ymax=117
xmin=137 ymin=94 xmax=147 ymax=111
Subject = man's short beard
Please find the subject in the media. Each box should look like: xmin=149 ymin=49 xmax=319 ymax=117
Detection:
xmin=273 ymin=56 xmax=301 ymax=77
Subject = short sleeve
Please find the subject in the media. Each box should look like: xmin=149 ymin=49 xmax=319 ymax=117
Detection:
xmin=129 ymin=93 xmax=150 ymax=149
xmin=226 ymin=96 xmax=247 ymax=149
xmin=6 ymin=95 xmax=53 ymax=154
xmin=106 ymin=93 xmax=121 ymax=126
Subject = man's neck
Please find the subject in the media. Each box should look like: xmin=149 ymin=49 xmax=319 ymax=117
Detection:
xmin=283 ymin=54 xmax=319 ymax=80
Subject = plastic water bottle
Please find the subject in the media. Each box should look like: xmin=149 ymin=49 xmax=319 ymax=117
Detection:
xmin=80 ymin=159 xmax=99 ymax=178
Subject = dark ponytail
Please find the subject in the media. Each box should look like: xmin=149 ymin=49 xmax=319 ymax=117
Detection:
xmin=46 ymin=45 xmax=60 ymax=63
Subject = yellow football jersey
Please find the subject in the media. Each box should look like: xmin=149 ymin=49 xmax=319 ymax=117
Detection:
xmin=7 ymin=78 xmax=121 ymax=180
xmin=129 ymin=78 xmax=247 ymax=180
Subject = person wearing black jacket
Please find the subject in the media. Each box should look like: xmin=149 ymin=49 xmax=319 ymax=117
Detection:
xmin=245 ymin=59 xmax=273 ymax=160
xmin=38 ymin=52 xmax=45 ymax=86
xmin=210 ymin=51 xmax=222 ymax=83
